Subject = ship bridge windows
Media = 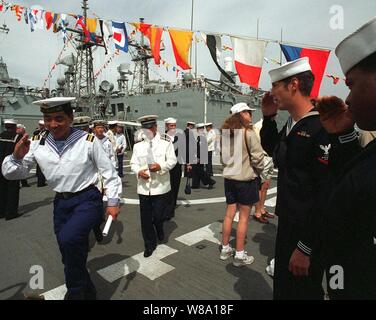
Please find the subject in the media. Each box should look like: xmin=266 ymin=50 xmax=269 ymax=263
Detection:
xmin=166 ymin=102 xmax=178 ymax=107
xmin=117 ymin=103 xmax=124 ymax=112
xmin=111 ymin=104 xmax=116 ymax=115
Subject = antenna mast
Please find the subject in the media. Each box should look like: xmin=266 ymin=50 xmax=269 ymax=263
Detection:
xmin=71 ymin=0 xmax=97 ymax=116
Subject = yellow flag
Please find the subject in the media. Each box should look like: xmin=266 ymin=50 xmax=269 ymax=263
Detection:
xmin=168 ymin=29 xmax=193 ymax=70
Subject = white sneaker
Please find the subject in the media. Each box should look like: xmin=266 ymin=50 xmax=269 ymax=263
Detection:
xmin=220 ymin=248 xmax=234 ymax=260
xmin=233 ymin=253 xmax=255 ymax=267
xmin=266 ymin=258 xmax=275 ymax=277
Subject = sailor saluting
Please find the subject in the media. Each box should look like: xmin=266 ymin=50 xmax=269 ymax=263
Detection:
xmin=1 ymin=97 xmax=122 ymax=300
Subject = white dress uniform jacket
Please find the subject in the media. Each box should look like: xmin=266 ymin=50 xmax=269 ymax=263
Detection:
xmin=100 ymin=136 xmax=117 ymax=168
xmin=130 ymin=132 xmax=177 ymax=195
xmin=105 ymin=130 xmax=117 ymax=153
xmin=2 ymin=129 xmax=121 ymax=205
xmin=206 ymin=129 xmax=216 ymax=152
xmin=115 ymin=133 xmax=127 ymax=155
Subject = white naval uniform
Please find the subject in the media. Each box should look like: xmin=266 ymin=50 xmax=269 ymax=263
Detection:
xmin=99 ymin=136 xmax=117 ymax=168
xmin=96 ymin=135 xmax=121 ymax=196
xmin=105 ymin=129 xmax=117 ymax=153
xmin=130 ymin=132 xmax=177 ymax=195
xmin=2 ymin=129 xmax=121 ymax=205
xmin=115 ymin=133 xmax=127 ymax=155
xmin=206 ymin=129 xmax=216 ymax=152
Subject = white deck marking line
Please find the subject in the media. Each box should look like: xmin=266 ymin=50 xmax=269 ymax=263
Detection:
xmin=267 ymin=187 xmax=277 ymax=195
xmin=175 ymin=222 xmax=223 ymax=246
xmin=265 ymin=196 xmax=276 ymax=208
xmin=110 ymin=197 xmax=227 ymax=205
xmin=42 ymin=284 xmax=67 ymax=300
xmin=97 ymin=244 xmax=178 ymax=282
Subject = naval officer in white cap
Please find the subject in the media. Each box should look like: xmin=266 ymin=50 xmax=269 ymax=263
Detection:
xmin=316 ymin=17 xmax=376 ymax=300
xmin=130 ymin=115 xmax=177 ymax=257
xmin=1 ymin=97 xmax=122 ymax=300
xmin=261 ymin=57 xmax=332 ymax=300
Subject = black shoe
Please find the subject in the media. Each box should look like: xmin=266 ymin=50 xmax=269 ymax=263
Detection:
xmin=37 ymin=183 xmax=47 ymax=187
xmin=208 ymin=184 xmax=214 ymax=190
xmin=5 ymin=213 xmax=22 ymax=221
xmin=143 ymin=247 xmax=155 ymax=258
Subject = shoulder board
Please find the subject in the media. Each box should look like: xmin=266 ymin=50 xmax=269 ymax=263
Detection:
xmin=160 ymin=133 xmax=171 ymax=142
xmin=32 ymin=134 xmax=41 ymax=141
xmin=86 ymin=134 xmax=95 ymax=142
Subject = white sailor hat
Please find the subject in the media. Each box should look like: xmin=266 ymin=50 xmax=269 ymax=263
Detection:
xmin=32 ymin=97 xmax=76 ymax=114
xmin=269 ymin=57 xmax=312 ymax=83
xmin=108 ymin=120 xmax=118 ymax=126
xmin=92 ymin=120 xmax=107 ymax=127
xmin=4 ymin=119 xmax=17 ymax=125
xmin=186 ymin=121 xmax=196 ymax=126
xmin=38 ymin=120 xmax=45 ymax=125
xmin=205 ymin=122 xmax=213 ymax=127
xmin=164 ymin=117 xmax=177 ymax=124
xmin=230 ymin=102 xmax=256 ymax=114
xmin=335 ymin=17 xmax=376 ymax=75
xmin=196 ymin=123 xmax=205 ymax=128
xmin=138 ymin=115 xmax=158 ymax=128
xmin=73 ymin=116 xmax=91 ymax=128
xmin=17 ymin=124 xmax=26 ymax=129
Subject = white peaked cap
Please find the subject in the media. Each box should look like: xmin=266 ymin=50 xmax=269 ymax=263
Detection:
xmin=269 ymin=57 xmax=312 ymax=83
xmin=38 ymin=120 xmax=45 ymax=125
xmin=164 ymin=117 xmax=177 ymax=124
xmin=4 ymin=119 xmax=17 ymax=125
xmin=335 ymin=17 xmax=376 ymax=74
xmin=230 ymin=102 xmax=256 ymax=114
xmin=32 ymin=97 xmax=76 ymax=113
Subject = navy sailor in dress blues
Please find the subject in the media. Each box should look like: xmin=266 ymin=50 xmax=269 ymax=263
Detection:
xmin=1 ymin=97 xmax=122 ymax=300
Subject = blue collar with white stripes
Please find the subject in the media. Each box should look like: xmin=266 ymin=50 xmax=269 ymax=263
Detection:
xmin=45 ymin=128 xmax=87 ymax=157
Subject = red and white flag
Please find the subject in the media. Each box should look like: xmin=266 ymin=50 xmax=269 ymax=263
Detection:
xmin=231 ymin=37 xmax=267 ymax=88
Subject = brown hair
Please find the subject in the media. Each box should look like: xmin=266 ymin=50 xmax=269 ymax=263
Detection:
xmin=221 ymin=113 xmax=252 ymax=137
xmin=281 ymin=70 xmax=315 ymax=96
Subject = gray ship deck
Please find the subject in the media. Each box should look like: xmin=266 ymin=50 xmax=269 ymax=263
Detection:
xmin=0 ymin=158 xmax=277 ymax=300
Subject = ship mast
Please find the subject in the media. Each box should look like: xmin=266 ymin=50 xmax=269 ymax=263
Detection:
xmin=129 ymin=18 xmax=154 ymax=95
xmin=71 ymin=0 xmax=97 ymax=116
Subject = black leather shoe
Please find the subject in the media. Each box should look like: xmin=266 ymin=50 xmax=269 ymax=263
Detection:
xmin=144 ymin=247 xmax=155 ymax=258
xmin=5 ymin=213 xmax=22 ymax=221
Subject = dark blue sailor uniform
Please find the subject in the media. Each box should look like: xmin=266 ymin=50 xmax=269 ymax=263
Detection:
xmin=261 ymin=110 xmax=331 ymax=300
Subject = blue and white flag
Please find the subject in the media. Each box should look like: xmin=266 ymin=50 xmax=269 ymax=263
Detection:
xmin=111 ymin=21 xmax=128 ymax=53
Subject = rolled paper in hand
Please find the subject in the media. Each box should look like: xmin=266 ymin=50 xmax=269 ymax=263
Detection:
xmin=102 ymin=215 xmax=113 ymax=237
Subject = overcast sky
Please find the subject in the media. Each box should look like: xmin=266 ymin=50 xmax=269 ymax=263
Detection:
xmin=1 ymin=0 xmax=376 ymax=99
